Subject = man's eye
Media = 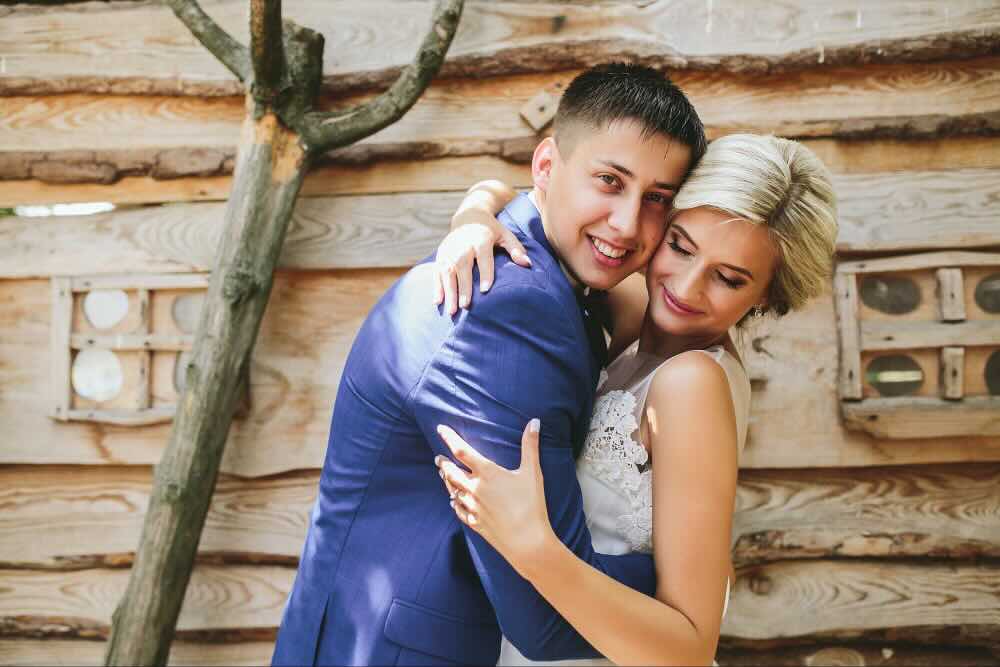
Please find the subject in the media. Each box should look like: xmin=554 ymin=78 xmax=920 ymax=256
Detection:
xmin=645 ymin=193 xmax=671 ymax=205
xmin=598 ymin=174 xmax=619 ymax=187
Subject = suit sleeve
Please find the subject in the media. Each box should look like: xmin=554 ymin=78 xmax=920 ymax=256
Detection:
xmin=408 ymin=282 xmax=657 ymax=661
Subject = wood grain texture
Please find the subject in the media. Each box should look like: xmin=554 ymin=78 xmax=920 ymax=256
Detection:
xmin=3 ymin=0 xmax=999 ymax=97
xmin=5 ymin=170 xmax=1000 ymax=281
xmin=4 ymin=274 xmax=1000 ymax=475
xmin=2 ymin=560 xmax=997 ymax=645
xmin=6 ymin=137 xmax=1000 ymax=207
xmin=0 ymin=564 xmax=294 ymax=634
xmin=860 ymin=320 xmax=1000 ymax=351
xmin=5 ymin=58 xmax=1000 ymax=181
xmin=3 ymin=463 xmax=998 ymax=568
xmin=0 ymin=639 xmax=277 ymax=667
xmin=842 ymin=396 xmax=1000 ymax=439
xmin=716 ymin=644 xmax=1000 ymax=667
xmin=722 ymin=560 xmax=1000 ymax=645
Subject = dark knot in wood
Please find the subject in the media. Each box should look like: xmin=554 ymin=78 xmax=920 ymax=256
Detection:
xmin=222 ymin=267 xmax=261 ymax=307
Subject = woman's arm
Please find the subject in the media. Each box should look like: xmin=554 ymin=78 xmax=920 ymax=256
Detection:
xmin=437 ymin=352 xmax=739 ymax=666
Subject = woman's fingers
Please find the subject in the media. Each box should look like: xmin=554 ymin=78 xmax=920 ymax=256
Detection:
xmin=519 ymin=418 xmax=541 ymax=472
xmin=437 ymin=456 xmax=476 ymax=496
xmin=432 ymin=268 xmax=445 ymax=306
xmin=475 ymin=242 xmax=496 ymax=293
xmin=455 ymin=255 xmax=473 ymax=309
xmin=442 ymin=265 xmax=459 ymax=316
xmin=436 ymin=425 xmax=492 ymax=473
xmin=500 ymin=230 xmax=532 ymax=268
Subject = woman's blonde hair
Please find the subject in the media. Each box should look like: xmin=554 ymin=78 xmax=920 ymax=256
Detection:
xmin=670 ymin=134 xmax=838 ymax=320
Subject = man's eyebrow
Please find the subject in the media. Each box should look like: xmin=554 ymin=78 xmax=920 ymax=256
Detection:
xmin=671 ymin=224 xmax=755 ymax=279
xmin=598 ymin=160 xmax=679 ymax=191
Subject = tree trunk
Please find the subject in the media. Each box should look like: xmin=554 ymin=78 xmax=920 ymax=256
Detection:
xmin=103 ymin=107 xmax=308 ymax=666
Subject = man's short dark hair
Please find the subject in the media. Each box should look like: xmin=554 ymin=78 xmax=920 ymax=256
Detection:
xmin=553 ymin=62 xmax=706 ymax=162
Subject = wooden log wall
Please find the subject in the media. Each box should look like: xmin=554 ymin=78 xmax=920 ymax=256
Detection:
xmin=1 ymin=1 xmax=999 ymax=665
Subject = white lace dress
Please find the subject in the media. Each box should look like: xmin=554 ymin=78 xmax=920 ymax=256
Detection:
xmin=497 ymin=341 xmax=751 ymax=666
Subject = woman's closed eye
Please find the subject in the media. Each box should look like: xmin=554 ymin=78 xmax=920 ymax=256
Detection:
xmin=667 ymin=239 xmax=691 ymax=256
xmin=717 ymin=272 xmax=745 ymax=289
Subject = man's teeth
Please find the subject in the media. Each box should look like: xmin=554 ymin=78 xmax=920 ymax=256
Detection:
xmin=592 ymin=237 xmax=627 ymax=259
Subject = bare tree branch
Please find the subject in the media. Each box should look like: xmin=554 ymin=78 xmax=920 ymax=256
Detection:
xmin=298 ymin=0 xmax=464 ymax=154
xmin=166 ymin=0 xmax=250 ymax=82
xmin=250 ymin=0 xmax=287 ymax=103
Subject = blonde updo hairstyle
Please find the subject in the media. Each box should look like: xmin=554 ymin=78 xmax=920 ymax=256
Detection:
xmin=669 ymin=134 xmax=838 ymax=324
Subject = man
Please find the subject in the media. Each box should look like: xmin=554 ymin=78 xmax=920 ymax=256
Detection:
xmin=273 ymin=63 xmax=706 ymax=666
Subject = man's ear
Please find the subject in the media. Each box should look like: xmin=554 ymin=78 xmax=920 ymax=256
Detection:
xmin=532 ymin=137 xmax=558 ymax=193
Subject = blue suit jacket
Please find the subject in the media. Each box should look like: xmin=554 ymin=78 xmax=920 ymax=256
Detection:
xmin=272 ymin=194 xmax=656 ymax=666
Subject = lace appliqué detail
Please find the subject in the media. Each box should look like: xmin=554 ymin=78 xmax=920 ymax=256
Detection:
xmin=582 ymin=390 xmax=654 ymax=553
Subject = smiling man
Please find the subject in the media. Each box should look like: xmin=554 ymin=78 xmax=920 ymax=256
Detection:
xmin=273 ymin=63 xmax=706 ymax=667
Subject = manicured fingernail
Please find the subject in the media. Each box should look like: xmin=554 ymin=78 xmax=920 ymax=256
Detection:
xmin=480 ymin=281 xmax=491 ymax=292
xmin=529 ymin=418 xmax=540 ymax=433
xmin=461 ymin=295 xmax=469 ymax=308
xmin=449 ymin=500 xmax=456 ymax=510
xmin=439 ymin=469 xmax=445 ymax=480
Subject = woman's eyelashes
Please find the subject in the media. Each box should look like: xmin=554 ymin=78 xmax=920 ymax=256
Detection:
xmin=666 ymin=238 xmax=746 ymax=290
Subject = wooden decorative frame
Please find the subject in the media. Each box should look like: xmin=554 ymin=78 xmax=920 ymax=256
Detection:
xmin=834 ymin=251 xmax=1000 ymax=439
xmin=50 ymin=273 xmax=210 ymax=425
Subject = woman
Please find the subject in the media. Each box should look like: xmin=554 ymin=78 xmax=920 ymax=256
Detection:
xmin=431 ymin=134 xmax=838 ymax=665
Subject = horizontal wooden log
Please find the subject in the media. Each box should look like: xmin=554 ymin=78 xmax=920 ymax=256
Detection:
xmin=716 ymin=644 xmax=1000 ymax=667
xmin=721 ymin=560 xmax=1000 ymax=646
xmin=3 ymin=273 xmax=1000 ymax=475
xmin=1 ymin=639 xmax=996 ymax=667
xmin=3 ymin=463 xmax=998 ymax=568
xmin=860 ymin=321 xmax=1000 ymax=351
xmin=3 ymin=1 xmax=999 ymax=98
xmin=4 ymin=58 xmax=1000 ymax=183
xmin=0 ymin=639 xmax=276 ymax=667
xmin=4 ymin=169 xmax=1000 ymax=281
xmin=842 ymin=397 xmax=1000 ymax=439
xmin=839 ymin=250 xmax=1000 ymax=274
xmin=0 ymin=565 xmax=294 ymax=634
xmin=3 ymin=560 xmax=998 ymax=646
xmin=5 ymin=137 xmax=1000 ymax=207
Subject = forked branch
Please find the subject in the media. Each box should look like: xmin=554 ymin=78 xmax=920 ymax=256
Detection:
xmin=299 ymin=0 xmax=464 ymax=154
xmin=166 ymin=0 xmax=251 ymax=82
xmin=250 ymin=0 xmax=288 ymax=102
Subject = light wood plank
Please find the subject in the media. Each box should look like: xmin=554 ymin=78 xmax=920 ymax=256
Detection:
xmin=833 ymin=272 xmax=862 ymax=400
xmin=0 ymin=565 xmax=294 ymax=633
xmin=838 ymin=251 xmax=1000 ymax=274
xmin=70 ymin=333 xmax=194 ymax=351
xmin=0 ymin=192 xmax=467 ymax=278
xmin=941 ymin=347 xmax=966 ymax=400
xmin=5 ymin=173 xmax=1000 ymax=280
xmin=937 ymin=268 xmax=967 ymax=322
xmin=70 ymin=273 xmax=210 ymax=291
xmin=842 ymin=396 xmax=1000 ymax=439
xmin=5 ymin=275 xmax=1000 ymax=474
xmin=722 ymin=560 xmax=1000 ymax=645
xmin=3 ymin=461 xmax=999 ymax=568
xmin=4 ymin=58 xmax=1000 ymax=177
xmin=0 ymin=639 xmax=276 ymax=667
xmin=6 ymin=137 xmax=1000 ymax=208
xmin=860 ymin=320 xmax=1000 ymax=351
xmin=48 ymin=277 xmax=72 ymax=420
xmin=3 ymin=1 xmax=998 ymax=96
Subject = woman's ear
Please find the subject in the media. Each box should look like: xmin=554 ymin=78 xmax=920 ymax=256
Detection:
xmin=531 ymin=137 xmax=557 ymax=193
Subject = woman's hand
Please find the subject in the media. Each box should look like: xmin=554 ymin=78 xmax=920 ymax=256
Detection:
xmin=435 ymin=419 xmax=555 ymax=580
xmin=433 ymin=181 xmax=530 ymax=315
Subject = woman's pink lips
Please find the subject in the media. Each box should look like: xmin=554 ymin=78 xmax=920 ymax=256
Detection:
xmin=663 ymin=286 xmax=703 ymax=315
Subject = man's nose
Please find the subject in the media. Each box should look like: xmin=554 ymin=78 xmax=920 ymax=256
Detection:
xmin=607 ymin=195 xmax=642 ymax=240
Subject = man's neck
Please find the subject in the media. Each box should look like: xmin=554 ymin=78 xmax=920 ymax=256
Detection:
xmin=528 ymin=189 xmax=587 ymax=293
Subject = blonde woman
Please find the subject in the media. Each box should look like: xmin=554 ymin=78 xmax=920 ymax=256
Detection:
xmin=432 ymin=134 xmax=838 ymax=665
